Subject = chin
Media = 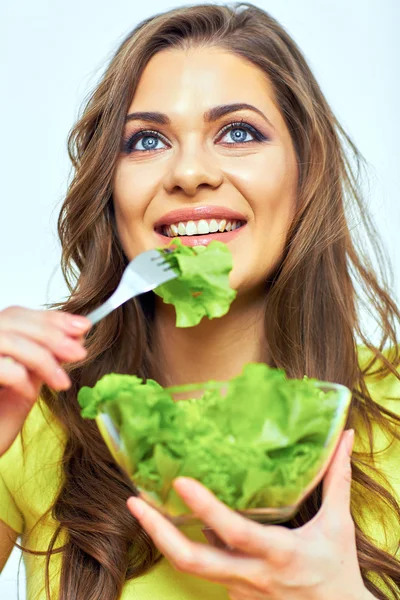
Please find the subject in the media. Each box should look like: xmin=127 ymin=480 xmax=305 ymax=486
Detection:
xmin=230 ymin=261 xmax=276 ymax=298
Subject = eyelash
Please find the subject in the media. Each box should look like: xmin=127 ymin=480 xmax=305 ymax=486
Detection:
xmin=121 ymin=119 xmax=269 ymax=154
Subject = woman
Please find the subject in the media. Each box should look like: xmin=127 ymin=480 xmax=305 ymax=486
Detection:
xmin=0 ymin=3 xmax=399 ymax=599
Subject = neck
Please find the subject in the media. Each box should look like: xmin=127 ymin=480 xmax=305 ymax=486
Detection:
xmin=151 ymin=287 xmax=270 ymax=389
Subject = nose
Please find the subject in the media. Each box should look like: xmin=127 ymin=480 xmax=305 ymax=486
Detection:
xmin=163 ymin=143 xmax=223 ymax=197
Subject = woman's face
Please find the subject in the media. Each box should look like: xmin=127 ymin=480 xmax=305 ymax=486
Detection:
xmin=112 ymin=47 xmax=298 ymax=294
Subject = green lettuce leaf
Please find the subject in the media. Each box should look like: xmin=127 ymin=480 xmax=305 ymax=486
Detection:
xmin=154 ymin=238 xmax=237 ymax=327
xmin=78 ymin=362 xmax=338 ymax=511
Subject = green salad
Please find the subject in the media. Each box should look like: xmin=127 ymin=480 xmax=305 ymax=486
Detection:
xmin=78 ymin=363 xmax=337 ymax=511
xmin=77 ymin=239 xmax=339 ymax=512
xmin=154 ymin=238 xmax=236 ymax=327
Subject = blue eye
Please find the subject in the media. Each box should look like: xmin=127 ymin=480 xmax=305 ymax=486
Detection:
xmin=223 ymin=128 xmax=251 ymax=143
xmin=122 ymin=120 xmax=268 ymax=154
xmin=124 ymin=130 xmax=168 ymax=153
xmin=218 ymin=122 xmax=265 ymax=145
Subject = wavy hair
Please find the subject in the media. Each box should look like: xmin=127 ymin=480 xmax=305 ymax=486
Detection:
xmin=16 ymin=3 xmax=400 ymax=599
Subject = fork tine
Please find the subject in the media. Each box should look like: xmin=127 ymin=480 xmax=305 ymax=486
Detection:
xmin=85 ymin=247 xmax=178 ymax=325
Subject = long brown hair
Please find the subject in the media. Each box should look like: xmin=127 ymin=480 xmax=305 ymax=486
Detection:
xmin=16 ymin=3 xmax=400 ymax=599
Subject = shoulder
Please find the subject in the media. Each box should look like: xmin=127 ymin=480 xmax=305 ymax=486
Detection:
xmin=355 ymin=344 xmax=400 ymax=455
xmin=0 ymin=398 xmax=67 ymax=533
xmin=0 ymin=398 xmax=66 ymax=471
xmin=354 ymin=344 xmax=400 ymax=557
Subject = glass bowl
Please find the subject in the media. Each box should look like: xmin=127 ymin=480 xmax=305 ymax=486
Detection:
xmin=95 ymin=378 xmax=351 ymax=527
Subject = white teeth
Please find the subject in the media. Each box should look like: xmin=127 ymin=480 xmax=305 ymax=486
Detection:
xmin=178 ymin=222 xmax=186 ymax=235
xmin=197 ymin=219 xmax=210 ymax=234
xmin=185 ymin=220 xmax=197 ymax=236
xmin=161 ymin=219 xmax=244 ymax=237
xmin=218 ymin=219 xmax=227 ymax=232
xmin=208 ymin=219 xmax=219 ymax=233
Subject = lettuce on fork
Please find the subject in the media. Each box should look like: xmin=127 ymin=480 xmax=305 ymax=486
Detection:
xmin=78 ymin=363 xmax=337 ymax=511
xmin=154 ymin=238 xmax=237 ymax=327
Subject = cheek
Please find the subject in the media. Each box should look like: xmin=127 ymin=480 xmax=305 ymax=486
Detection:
xmin=112 ymin=163 xmax=160 ymax=255
xmin=113 ymin=165 xmax=152 ymax=222
xmin=227 ymin=153 xmax=296 ymax=288
xmin=228 ymin=150 xmax=297 ymax=235
xmin=253 ymin=170 xmax=296 ymax=268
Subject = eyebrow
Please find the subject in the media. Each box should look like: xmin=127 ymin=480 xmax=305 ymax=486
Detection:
xmin=124 ymin=103 xmax=275 ymax=131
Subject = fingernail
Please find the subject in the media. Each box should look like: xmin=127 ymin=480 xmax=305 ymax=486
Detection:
xmin=69 ymin=318 xmax=91 ymax=331
xmin=173 ymin=477 xmax=197 ymax=498
xmin=345 ymin=429 xmax=355 ymax=455
xmin=55 ymin=368 xmax=71 ymax=388
xmin=128 ymin=497 xmax=144 ymax=518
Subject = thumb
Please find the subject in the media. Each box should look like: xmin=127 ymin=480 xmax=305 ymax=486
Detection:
xmin=321 ymin=428 xmax=354 ymax=516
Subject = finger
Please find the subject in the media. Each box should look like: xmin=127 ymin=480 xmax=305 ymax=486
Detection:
xmin=0 ymin=333 xmax=72 ymax=390
xmin=172 ymin=477 xmax=295 ymax=562
xmin=0 ymin=357 xmax=38 ymax=400
xmin=0 ymin=306 xmax=91 ymax=335
xmin=127 ymin=496 xmax=263 ymax=586
xmin=321 ymin=429 xmax=354 ymax=516
xmin=0 ymin=306 xmax=90 ymax=360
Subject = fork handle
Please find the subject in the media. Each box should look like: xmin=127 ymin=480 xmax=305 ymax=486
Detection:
xmin=85 ymin=285 xmax=131 ymax=325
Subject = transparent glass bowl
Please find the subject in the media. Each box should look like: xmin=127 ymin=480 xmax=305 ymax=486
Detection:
xmin=95 ymin=379 xmax=351 ymax=526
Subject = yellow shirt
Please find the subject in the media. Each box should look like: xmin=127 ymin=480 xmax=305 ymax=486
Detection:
xmin=0 ymin=346 xmax=399 ymax=600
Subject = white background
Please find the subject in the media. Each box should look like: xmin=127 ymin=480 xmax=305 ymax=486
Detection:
xmin=1 ymin=0 xmax=399 ymax=597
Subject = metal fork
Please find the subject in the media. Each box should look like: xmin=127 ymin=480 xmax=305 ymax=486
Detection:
xmin=85 ymin=249 xmax=177 ymax=325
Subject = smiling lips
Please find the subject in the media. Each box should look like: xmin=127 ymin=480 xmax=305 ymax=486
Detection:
xmin=153 ymin=205 xmax=247 ymax=239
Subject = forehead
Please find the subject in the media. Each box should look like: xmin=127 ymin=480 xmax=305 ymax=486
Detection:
xmin=128 ymin=47 xmax=279 ymax=119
